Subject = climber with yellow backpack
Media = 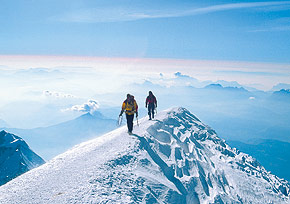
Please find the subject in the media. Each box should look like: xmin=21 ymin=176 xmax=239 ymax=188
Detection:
xmin=119 ymin=94 xmax=138 ymax=135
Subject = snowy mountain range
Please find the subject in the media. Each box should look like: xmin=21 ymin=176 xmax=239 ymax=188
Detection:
xmin=271 ymin=89 xmax=290 ymax=100
xmin=3 ymin=112 xmax=117 ymax=160
xmin=272 ymin=83 xmax=290 ymax=91
xmin=0 ymin=130 xmax=45 ymax=186
xmin=0 ymin=108 xmax=289 ymax=203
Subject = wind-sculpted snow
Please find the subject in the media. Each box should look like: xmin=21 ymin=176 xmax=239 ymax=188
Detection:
xmin=0 ymin=107 xmax=289 ymax=203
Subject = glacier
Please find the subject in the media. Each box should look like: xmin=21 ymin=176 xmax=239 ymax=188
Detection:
xmin=0 ymin=107 xmax=289 ymax=203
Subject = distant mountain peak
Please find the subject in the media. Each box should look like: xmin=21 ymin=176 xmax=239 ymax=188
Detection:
xmin=272 ymin=83 xmax=290 ymax=91
xmin=279 ymin=89 xmax=290 ymax=93
xmin=271 ymin=89 xmax=290 ymax=99
xmin=0 ymin=130 xmax=22 ymax=144
xmin=205 ymin=83 xmax=223 ymax=89
xmin=0 ymin=129 xmax=7 ymax=136
xmin=0 ymin=131 xmax=45 ymax=186
xmin=0 ymin=108 xmax=289 ymax=203
xmin=204 ymin=83 xmax=248 ymax=93
xmin=78 ymin=111 xmax=107 ymax=120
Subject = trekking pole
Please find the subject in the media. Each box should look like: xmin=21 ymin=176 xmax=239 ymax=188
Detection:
xmin=136 ymin=116 xmax=139 ymax=126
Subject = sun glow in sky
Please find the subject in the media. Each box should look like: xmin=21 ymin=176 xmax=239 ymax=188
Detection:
xmin=0 ymin=55 xmax=289 ymax=91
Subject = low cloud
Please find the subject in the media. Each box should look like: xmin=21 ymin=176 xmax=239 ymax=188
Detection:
xmin=64 ymin=100 xmax=100 ymax=114
xmin=43 ymin=90 xmax=75 ymax=99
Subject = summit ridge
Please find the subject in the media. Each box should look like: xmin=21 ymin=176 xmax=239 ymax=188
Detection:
xmin=0 ymin=107 xmax=289 ymax=204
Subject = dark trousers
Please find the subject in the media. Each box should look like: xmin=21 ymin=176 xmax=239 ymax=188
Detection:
xmin=148 ymin=103 xmax=155 ymax=119
xmin=126 ymin=114 xmax=134 ymax=132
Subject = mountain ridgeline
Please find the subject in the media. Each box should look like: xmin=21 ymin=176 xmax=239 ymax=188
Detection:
xmin=0 ymin=130 xmax=45 ymax=186
xmin=4 ymin=112 xmax=117 ymax=160
xmin=0 ymin=108 xmax=289 ymax=203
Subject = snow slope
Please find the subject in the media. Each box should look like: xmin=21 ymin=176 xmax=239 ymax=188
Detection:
xmin=0 ymin=130 xmax=45 ymax=186
xmin=0 ymin=107 xmax=289 ymax=203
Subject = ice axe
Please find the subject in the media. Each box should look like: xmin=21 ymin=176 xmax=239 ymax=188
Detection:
xmin=117 ymin=115 xmax=123 ymax=127
xmin=136 ymin=114 xmax=139 ymax=126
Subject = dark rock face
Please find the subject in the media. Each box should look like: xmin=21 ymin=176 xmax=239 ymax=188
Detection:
xmin=0 ymin=130 xmax=45 ymax=186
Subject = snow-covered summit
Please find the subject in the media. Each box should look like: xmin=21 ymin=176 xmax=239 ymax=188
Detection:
xmin=0 ymin=107 xmax=289 ymax=204
xmin=0 ymin=130 xmax=45 ymax=186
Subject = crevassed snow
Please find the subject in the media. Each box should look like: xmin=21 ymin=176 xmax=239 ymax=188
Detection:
xmin=0 ymin=107 xmax=289 ymax=204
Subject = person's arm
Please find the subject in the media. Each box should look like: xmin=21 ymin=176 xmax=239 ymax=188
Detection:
xmin=145 ymin=97 xmax=148 ymax=108
xmin=154 ymin=96 xmax=157 ymax=108
xmin=119 ymin=102 xmax=125 ymax=116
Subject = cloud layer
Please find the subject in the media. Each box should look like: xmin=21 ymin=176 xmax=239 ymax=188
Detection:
xmin=65 ymin=100 xmax=100 ymax=114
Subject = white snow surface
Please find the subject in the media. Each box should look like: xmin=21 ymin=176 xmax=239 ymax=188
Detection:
xmin=0 ymin=107 xmax=289 ymax=204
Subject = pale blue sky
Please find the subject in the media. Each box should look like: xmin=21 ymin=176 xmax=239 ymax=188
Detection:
xmin=1 ymin=0 xmax=290 ymax=63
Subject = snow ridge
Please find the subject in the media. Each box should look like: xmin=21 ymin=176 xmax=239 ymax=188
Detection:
xmin=136 ymin=107 xmax=290 ymax=203
xmin=0 ymin=107 xmax=289 ymax=204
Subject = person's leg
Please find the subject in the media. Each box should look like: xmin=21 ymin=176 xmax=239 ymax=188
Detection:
xmin=126 ymin=114 xmax=134 ymax=132
xmin=129 ymin=114 xmax=134 ymax=132
xmin=148 ymin=106 xmax=152 ymax=120
xmin=126 ymin=114 xmax=130 ymax=132
xmin=149 ymin=103 xmax=154 ymax=119
xmin=148 ymin=103 xmax=154 ymax=120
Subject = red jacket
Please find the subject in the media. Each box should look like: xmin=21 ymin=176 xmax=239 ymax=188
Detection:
xmin=146 ymin=95 xmax=157 ymax=106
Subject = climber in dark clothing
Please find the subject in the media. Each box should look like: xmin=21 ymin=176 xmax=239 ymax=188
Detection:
xmin=145 ymin=91 xmax=157 ymax=120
